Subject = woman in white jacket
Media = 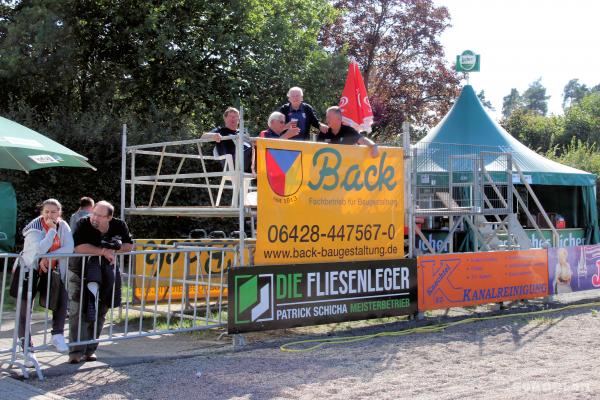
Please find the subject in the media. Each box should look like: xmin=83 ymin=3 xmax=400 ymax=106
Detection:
xmin=17 ymin=198 xmax=73 ymax=365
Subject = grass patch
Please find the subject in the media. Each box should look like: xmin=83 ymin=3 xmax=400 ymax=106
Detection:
xmin=1 ymin=272 xmax=16 ymax=311
xmin=529 ymin=316 xmax=558 ymax=326
xmin=1 ymin=271 xmax=46 ymax=313
xmin=113 ymin=305 xmax=227 ymax=338
xmin=328 ymin=315 xmax=409 ymax=331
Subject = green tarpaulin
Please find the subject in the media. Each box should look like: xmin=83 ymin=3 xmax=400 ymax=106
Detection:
xmin=0 ymin=116 xmax=95 ymax=173
xmin=418 ymin=85 xmax=596 ymax=186
xmin=0 ymin=182 xmax=16 ymax=252
xmin=417 ymin=85 xmax=599 ymax=244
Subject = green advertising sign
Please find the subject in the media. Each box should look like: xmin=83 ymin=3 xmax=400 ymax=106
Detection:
xmin=416 ymin=229 xmax=585 ymax=254
xmin=416 ymin=231 xmax=451 ymax=254
xmin=0 ymin=182 xmax=17 ymax=252
xmin=496 ymin=229 xmax=585 ymax=249
xmin=522 ymin=229 xmax=586 ymax=248
xmin=456 ymin=50 xmax=480 ymax=72
xmin=228 ymin=259 xmax=418 ymax=333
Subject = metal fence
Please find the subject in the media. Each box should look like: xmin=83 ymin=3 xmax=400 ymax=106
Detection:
xmin=1 ymin=244 xmax=233 ymax=380
xmin=124 ymin=136 xmax=256 ymax=215
xmin=0 ymin=253 xmax=20 ymax=354
xmin=412 ymin=142 xmax=512 ymax=216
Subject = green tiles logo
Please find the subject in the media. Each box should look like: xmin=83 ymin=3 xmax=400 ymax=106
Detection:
xmin=234 ymin=274 xmax=274 ymax=324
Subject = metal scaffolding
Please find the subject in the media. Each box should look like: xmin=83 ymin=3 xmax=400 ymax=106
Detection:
xmin=119 ymin=109 xmax=256 ymax=266
xmin=119 ymin=119 xmax=560 ymax=261
xmin=408 ymin=139 xmax=559 ymax=255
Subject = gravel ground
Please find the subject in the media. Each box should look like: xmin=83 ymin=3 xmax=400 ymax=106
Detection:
xmin=31 ymin=300 xmax=600 ymax=400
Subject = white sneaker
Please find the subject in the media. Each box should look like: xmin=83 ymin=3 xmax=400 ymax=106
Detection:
xmin=51 ymin=334 xmax=69 ymax=353
xmin=23 ymin=352 xmax=38 ymax=368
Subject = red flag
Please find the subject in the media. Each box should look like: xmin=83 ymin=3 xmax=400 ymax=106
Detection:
xmin=339 ymin=61 xmax=373 ymax=133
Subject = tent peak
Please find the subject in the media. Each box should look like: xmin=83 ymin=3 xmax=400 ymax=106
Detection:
xmin=416 ymin=84 xmax=595 ymax=186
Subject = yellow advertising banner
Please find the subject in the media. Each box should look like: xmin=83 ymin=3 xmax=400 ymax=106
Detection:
xmin=133 ymin=239 xmax=254 ymax=303
xmin=255 ymin=139 xmax=404 ymax=264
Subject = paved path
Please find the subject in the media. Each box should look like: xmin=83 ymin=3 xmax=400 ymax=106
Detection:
xmin=0 ymin=375 xmax=68 ymax=400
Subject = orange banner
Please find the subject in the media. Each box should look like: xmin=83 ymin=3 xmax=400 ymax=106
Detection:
xmin=418 ymin=249 xmax=549 ymax=311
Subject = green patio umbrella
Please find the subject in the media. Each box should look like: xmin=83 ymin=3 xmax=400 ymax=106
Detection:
xmin=0 ymin=116 xmax=96 ymax=173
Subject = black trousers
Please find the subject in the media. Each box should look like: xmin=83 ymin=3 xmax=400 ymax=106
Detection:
xmin=17 ymin=269 xmax=68 ymax=346
xmin=67 ymin=269 xmax=109 ymax=356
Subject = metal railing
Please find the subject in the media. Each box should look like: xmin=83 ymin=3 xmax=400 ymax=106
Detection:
xmin=1 ymin=245 xmax=233 ymax=380
xmin=412 ymin=141 xmax=513 ymax=216
xmin=409 ymin=141 xmax=559 ymax=253
xmin=0 ymin=253 xmax=20 ymax=354
xmin=123 ymin=134 xmax=256 ymax=217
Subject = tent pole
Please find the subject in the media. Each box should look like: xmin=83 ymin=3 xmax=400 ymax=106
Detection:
xmin=403 ymin=122 xmax=413 ymax=258
xmin=238 ymin=106 xmax=245 ymax=266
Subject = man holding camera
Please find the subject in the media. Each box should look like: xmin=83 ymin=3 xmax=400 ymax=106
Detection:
xmin=67 ymin=200 xmax=133 ymax=364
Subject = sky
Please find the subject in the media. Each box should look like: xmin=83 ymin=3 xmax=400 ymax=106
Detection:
xmin=435 ymin=0 xmax=600 ymax=119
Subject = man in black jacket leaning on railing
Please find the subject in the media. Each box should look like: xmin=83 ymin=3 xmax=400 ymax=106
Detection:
xmin=67 ymin=200 xmax=133 ymax=364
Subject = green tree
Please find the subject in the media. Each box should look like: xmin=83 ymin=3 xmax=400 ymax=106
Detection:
xmin=559 ymin=92 xmax=600 ymax=149
xmin=501 ymin=109 xmax=563 ymax=153
xmin=522 ymin=78 xmax=550 ymax=116
xmin=546 ymin=138 xmax=600 ymax=218
xmin=547 ymin=138 xmax=600 ymax=181
xmin=562 ymin=79 xmax=589 ymax=109
xmin=0 ymin=0 xmax=343 ymax=132
xmin=502 ymin=88 xmax=522 ymax=119
xmin=0 ymin=0 xmax=344 ymax=240
xmin=0 ymin=0 xmax=248 ymax=131
xmin=477 ymin=90 xmax=494 ymax=111
xmin=320 ymin=0 xmax=460 ymax=140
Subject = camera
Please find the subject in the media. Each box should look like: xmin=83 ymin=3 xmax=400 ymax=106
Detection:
xmin=100 ymin=238 xmax=122 ymax=250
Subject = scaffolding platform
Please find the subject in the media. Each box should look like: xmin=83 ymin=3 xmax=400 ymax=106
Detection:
xmin=124 ymin=206 xmax=248 ymax=218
